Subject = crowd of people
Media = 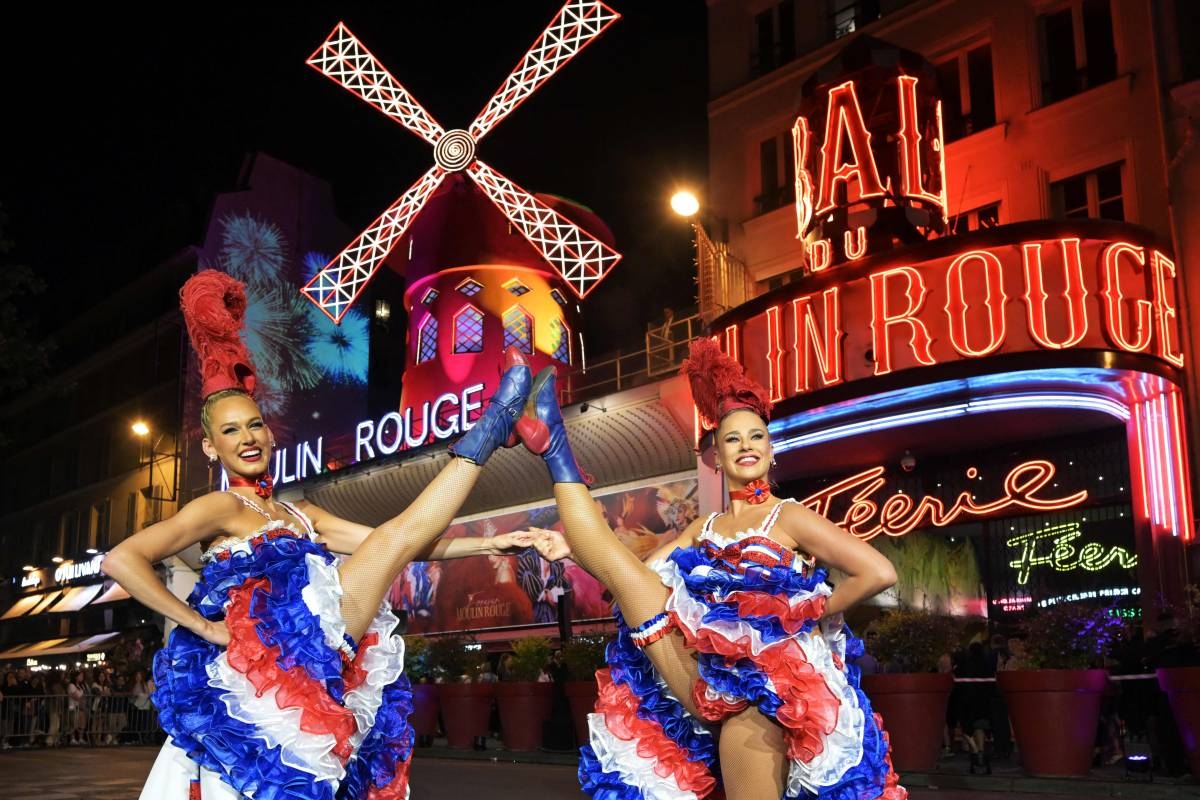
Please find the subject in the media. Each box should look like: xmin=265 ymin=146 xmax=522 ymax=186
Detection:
xmin=0 ymin=661 xmax=162 ymax=748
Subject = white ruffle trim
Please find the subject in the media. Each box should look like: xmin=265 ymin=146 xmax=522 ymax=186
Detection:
xmin=201 ymin=520 xmax=306 ymax=564
xmin=655 ymin=560 xmax=866 ymax=794
xmin=140 ymin=738 xmax=245 ymax=800
xmin=587 ymin=713 xmax=700 ymax=800
xmin=207 ymin=652 xmax=345 ymax=786
xmin=301 ymin=554 xmax=406 ymax=755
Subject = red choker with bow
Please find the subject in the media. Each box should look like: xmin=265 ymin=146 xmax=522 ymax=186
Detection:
xmin=730 ymin=479 xmax=771 ymax=505
xmin=229 ymin=473 xmax=273 ymax=499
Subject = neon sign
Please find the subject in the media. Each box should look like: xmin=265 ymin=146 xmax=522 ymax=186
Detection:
xmin=356 ymin=383 xmax=485 ymax=461
xmin=721 ymin=233 xmax=1185 ymax=402
xmin=800 ymin=459 xmax=1088 ymax=542
xmin=1006 ymin=522 xmax=1138 ymax=585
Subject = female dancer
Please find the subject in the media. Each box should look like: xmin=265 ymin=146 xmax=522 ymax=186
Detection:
xmin=520 ymin=338 xmax=906 ymax=800
xmin=102 ymin=270 xmax=536 ymax=800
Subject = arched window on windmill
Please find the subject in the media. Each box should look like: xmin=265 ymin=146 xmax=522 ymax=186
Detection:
xmin=550 ymin=318 xmax=571 ymax=364
xmin=503 ymin=305 xmax=534 ymax=354
xmin=453 ymin=305 xmax=485 ymax=354
xmin=417 ymin=314 xmax=439 ymax=364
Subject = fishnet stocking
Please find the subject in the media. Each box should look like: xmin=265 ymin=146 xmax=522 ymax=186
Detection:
xmin=338 ymin=458 xmax=481 ymax=641
xmin=554 ymin=483 xmax=702 ymax=717
xmin=718 ymin=707 xmax=788 ymax=800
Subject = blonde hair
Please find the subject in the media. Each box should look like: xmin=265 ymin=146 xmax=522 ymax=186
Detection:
xmin=200 ymin=388 xmax=254 ymax=439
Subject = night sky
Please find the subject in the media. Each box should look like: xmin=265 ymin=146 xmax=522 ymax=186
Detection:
xmin=1 ymin=2 xmax=708 ymax=352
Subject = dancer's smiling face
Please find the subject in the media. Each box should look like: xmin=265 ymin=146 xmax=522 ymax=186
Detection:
xmin=201 ymin=392 xmax=273 ymax=478
xmin=715 ymin=409 xmax=772 ymax=485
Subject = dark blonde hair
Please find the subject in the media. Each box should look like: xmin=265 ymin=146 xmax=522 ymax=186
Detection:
xmin=200 ymin=388 xmax=256 ymax=439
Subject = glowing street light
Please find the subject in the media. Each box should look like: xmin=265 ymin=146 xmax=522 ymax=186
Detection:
xmin=131 ymin=421 xmax=150 ymax=437
xmin=670 ymin=190 xmax=700 ymax=218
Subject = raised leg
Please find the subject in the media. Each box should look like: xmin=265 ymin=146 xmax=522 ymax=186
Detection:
xmin=336 ymin=349 xmax=530 ymax=641
xmin=718 ymin=707 xmax=789 ymax=800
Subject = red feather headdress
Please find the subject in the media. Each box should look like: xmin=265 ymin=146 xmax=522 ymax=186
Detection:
xmin=680 ymin=338 xmax=771 ymax=429
xmin=179 ymin=269 xmax=257 ymax=398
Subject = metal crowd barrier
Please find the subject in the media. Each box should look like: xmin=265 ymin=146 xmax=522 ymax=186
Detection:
xmin=0 ymin=693 xmax=161 ymax=748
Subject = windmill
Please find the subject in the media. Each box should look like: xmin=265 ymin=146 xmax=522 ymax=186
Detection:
xmin=302 ymin=2 xmax=623 ymax=449
xmin=302 ymin=1 xmax=622 ymax=324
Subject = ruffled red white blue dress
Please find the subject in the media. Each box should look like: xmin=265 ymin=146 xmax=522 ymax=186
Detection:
xmin=579 ymin=499 xmax=906 ymax=800
xmin=141 ymin=498 xmax=413 ymax=800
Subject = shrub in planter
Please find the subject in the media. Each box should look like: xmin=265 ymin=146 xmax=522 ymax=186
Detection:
xmin=403 ymin=635 xmax=438 ymax=744
xmin=561 ymin=635 xmax=613 ymax=746
xmin=999 ymin=604 xmax=1124 ymax=777
xmin=496 ymin=636 xmax=555 ymax=751
xmin=427 ymin=634 xmax=493 ymax=749
xmin=860 ymin=609 xmax=960 ymax=771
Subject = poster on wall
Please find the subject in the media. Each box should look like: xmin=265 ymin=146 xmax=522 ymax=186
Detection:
xmin=182 ymin=156 xmax=366 ymax=496
xmin=392 ymin=477 xmax=699 ymax=634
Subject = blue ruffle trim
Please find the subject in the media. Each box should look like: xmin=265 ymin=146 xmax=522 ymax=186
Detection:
xmin=577 ymin=609 xmax=718 ymax=799
xmin=341 ymin=673 xmax=415 ymax=798
xmin=154 ymin=534 xmax=411 ymax=800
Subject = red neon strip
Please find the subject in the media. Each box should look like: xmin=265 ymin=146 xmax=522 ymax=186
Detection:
xmin=765 ymin=305 xmax=785 ymax=403
xmin=808 ymin=239 xmax=832 ymax=272
xmin=1100 ymin=243 xmax=1154 ymax=353
xmin=724 ymin=324 xmax=740 ymax=364
xmin=1167 ymin=389 xmax=1196 ymax=541
xmin=1151 ymin=251 xmax=1185 ymax=367
xmin=843 ymin=226 xmax=868 ymax=261
xmin=869 ymin=267 xmax=935 ymax=376
xmin=895 ymin=76 xmax=944 ymax=208
xmin=792 ymin=116 xmax=814 ymax=239
xmin=944 ymin=249 xmax=1008 ymax=357
xmin=1130 ymin=399 xmax=1152 ymax=520
xmin=1022 ymin=239 xmax=1089 ymax=349
xmin=815 ymin=81 xmax=887 ymax=216
xmin=791 ymin=288 xmax=844 ymax=394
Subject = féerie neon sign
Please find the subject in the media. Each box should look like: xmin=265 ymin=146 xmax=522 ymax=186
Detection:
xmin=800 ymin=459 xmax=1088 ymax=541
xmin=1007 ymin=522 xmax=1138 ymax=585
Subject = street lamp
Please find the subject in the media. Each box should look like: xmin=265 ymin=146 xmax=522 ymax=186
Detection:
xmin=131 ymin=421 xmax=150 ymax=437
xmin=668 ymin=189 xmax=746 ymax=323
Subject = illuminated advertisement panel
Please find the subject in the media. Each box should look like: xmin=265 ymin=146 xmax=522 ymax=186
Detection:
xmin=393 ymin=477 xmax=697 ymax=634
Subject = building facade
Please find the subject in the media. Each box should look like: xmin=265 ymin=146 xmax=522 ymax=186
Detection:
xmin=701 ymin=0 xmax=1199 ymax=620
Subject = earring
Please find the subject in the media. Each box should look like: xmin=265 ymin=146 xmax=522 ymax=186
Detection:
xmin=714 ymin=463 xmax=722 ymax=472
xmin=771 ymin=457 xmax=777 ymax=467
xmin=208 ymin=455 xmax=218 ymax=464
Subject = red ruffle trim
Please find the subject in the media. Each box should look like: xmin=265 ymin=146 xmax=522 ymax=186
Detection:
xmin=875 ymin=712 xmax=907 ymax=800
xmin=595 ymin=669 xmax=717 ymax=797
xmin=675 ymin=619 xmax=841 ymax=764
xmin=366 ymin=753 xmax=412 ymax=800
xmin=342 ymin=632 xmax=380 ymax=693
xmin=691 ymin=679 xmax=748 ymax=721
xmin=722 ymin=589 xmax=826 ymax=635
xmin=224 ymin=578 xmax=356 ymax=761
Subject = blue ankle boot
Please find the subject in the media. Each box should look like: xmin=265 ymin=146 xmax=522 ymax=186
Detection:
xmin=517 ymin=367 xmax=592 ymax=484
xmin=448 ymin=348 xmax=531 ymax=466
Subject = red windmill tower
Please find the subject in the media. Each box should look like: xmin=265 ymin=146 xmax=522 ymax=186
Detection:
xmin=302 ymin=2 xmax=621 ymax=448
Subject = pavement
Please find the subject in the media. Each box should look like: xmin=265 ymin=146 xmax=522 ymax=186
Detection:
xmin=0 ymin=742 xmax=1196 ymax=799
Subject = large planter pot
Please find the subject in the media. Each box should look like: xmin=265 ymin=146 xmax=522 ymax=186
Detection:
xmin=436 ymin=682 xmax=495 ymax=749
xmin=409 ymin=683 xmax=439 ymax=741
xmin=998 ymin=669 xmax=1108 ymax=777
xmin=1158 ymin=666 xmax=1200 ymax=776
xmin=861 ymin=672 xmax=953 ymax=772
xmin=496 ymin=682 xmax=555 ymax=751
xmin=565 ymin=680 xmax=600 ymax=747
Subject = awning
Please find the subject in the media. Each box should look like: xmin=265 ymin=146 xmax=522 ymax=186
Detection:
xmin=0 ymin=632 xmax=120 ymax=661
xmin=0 ymin=590 xmax=62 ymax=620
xmin=47 ymin=584 xmax=104 ymax=613
xmin=89 ymin=582 xmax=131 ymax=605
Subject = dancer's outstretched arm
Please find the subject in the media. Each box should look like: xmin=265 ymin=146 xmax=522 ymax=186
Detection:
xmin=298 ymin=501 xmax=539 ymax=559
xmin=102 ymin=493 xmax=245 ymax=646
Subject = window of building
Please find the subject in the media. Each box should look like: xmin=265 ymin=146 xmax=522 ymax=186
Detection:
xmin=456 ymin=279 xmax=483 ymax=297
xmin=550 ymin=318 xmax=571 ymax=364
xmin=420 ymin=288 xmax=439 ymax=306
xmin=950 ymin=202 xmax=1001 ymax=235
xmin=126 ymin=491 xmax=139 ymax=536
xmin=504 ymin=279 xmax=531 ymax=297
xmin=830 ymin=0 xmax=880 ymax=40
xmin=1051 ymin=163 xmax=1124 ymax=221
xmin=60 ymin=509 xmax=80 ymax=556
xmin=453 ymin=306 xmax=485 ymax=354
xmin=550 ymin=289 xmax=568 ymax=306
xmin=417 ymin=315 xmax=438 ymax=364
xmin=502 ymin=306 xmax=534 ymax=354
xmin=90 ymin=499 xmax=111 ymax=550
xmin=1038 ymin=0 xmax=1117 ymax=105
xmin=751 ymin=0 xmax=796 ymax=77
xmin=755 ymin=131 xmax=795 ymax=216
xmin=937 ymin=43 xmax=996 ymax=142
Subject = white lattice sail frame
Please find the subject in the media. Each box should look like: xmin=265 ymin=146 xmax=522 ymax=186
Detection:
xmin=302 ymin=1 xmax=622 ymax=323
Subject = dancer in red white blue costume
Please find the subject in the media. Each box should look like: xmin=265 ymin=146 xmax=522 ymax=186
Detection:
xmin=520 ymin=339 xmax=907 ymax=800
xmin=103 ymin=269 xmax=542 ymax=800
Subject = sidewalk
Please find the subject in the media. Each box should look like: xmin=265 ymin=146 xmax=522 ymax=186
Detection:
xmin=415 ymin=737 xmax=1200 ymax=798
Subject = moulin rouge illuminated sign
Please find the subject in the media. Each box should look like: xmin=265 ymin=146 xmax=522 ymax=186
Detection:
xmin=800 ymin=459 xmax=1089 ymax=542
xmin=725 ymin=232 xmax=1184 ymax=402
